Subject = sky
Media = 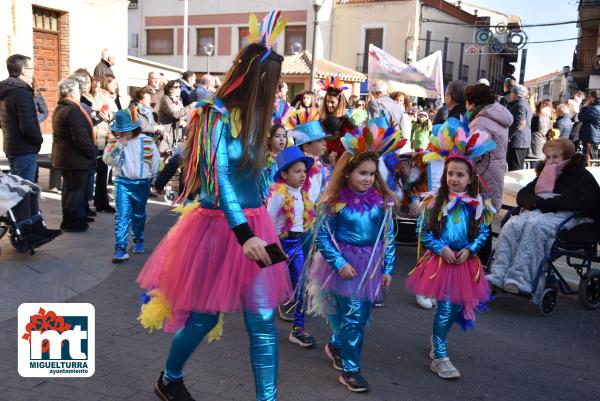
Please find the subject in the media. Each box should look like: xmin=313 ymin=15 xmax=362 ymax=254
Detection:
xmin=469 ymin=0 xmax=579 ymax=81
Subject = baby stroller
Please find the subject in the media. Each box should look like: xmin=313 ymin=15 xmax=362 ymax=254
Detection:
xmin=0 ymin=203 xmax=53 ymax=255
xmin=489 ymin=207 xmax=600 ymax=316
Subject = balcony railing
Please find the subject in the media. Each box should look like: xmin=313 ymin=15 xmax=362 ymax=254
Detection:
xmin=129 ymin=0 xmax=138 ymax=9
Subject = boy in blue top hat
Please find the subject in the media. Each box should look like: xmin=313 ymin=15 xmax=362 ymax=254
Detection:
xmin=290 ymin=119 xmax=329 ymax=204
xmin=103 ymin=108 xmax=160 ymax=262
xmin=267 ymin=146 xmax=317 ymax=348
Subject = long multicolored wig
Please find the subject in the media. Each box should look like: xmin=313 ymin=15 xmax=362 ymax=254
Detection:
xmin=179 ymin=11 xmax=287 ymax=203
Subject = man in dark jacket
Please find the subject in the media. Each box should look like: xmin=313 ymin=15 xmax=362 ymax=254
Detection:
xmin=178 ymin=70 xmax=196 ymax=106
xmin=577 ymin=91 xmax=600 ymax=161
xmin=507 ymin=84 xmax=532 ymax=171
xmin=499 ymin=77 xmax=516 ymax=109
xmin=432 ymin=80 xmax=466 ymax=124
xmin=0 ymin=54 xmax=43 ymax=182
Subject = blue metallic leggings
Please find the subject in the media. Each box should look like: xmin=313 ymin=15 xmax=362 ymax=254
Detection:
xmin=164 ymin=309 xmax=278 ymax=401
xmin=432 ymin=300 xmax=463 ymax=359
xmin=280 ymin=237 xmax=306 ymax=328
xmin=114 ymin=177 xmax=150 ymax=250
xmin=327 ymin=294 xmax=372 ymax=373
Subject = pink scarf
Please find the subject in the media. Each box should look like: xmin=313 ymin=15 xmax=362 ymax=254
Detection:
xmin=535 ymin=160 xmax=568 ymax=195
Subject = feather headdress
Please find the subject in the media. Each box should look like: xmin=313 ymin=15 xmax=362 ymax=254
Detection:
xmin=318 ymin=75 xmax=349 ymax=94
xmin=422 ymin=117 xmax=496 ymax=169
xmin=286 ymin=107 xmax=320 ymax=129
xmin=247 ymin=10 xmax=288 ymax=63
xmin=341 ymin=123 xmax=407 ymax=157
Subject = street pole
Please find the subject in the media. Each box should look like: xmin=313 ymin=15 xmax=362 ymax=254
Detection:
xmin=183 ymin=0 xmax=188 ymax=71
xmin=309 ymin=1 xmax=322 ymax=93
xmin=207 ymin=55 xmax=210 ymax=75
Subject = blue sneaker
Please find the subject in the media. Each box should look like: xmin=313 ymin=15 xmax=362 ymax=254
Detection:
xmin=133 ymin=240 xmax=144 ymax=254
xmin=112 ymin=248 xmax=130 ymax=263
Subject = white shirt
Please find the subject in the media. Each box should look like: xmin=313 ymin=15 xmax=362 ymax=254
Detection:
xmin=267 ymin=184 xmax=305 ymax=236
xmin=102 ymin=134 xmax=160 ymax=180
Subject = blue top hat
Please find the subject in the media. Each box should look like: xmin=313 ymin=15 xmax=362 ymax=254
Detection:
xmin=274 ymin=146 xmax=314 ymax=181
xmin=111 ymin=108 xmax=141 ymax=132
xmin=290 ymin=120 xmax=326 ymax=146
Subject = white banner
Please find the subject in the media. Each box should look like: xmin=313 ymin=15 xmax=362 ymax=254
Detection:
xmin=367 ymin=44 xmax=444 ymax=99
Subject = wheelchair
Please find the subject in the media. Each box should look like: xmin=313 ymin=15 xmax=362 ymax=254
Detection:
xmin=0 ymin=207 xmax=48 ymax=255
xmin=489 ymin=206 xmax=600 ymax=316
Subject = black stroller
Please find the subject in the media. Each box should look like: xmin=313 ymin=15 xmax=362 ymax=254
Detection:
xmin=0 ymin=191 xmax=60 ymax=255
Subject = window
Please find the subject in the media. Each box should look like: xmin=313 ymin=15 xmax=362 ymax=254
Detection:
xmin=147 ymin=29 xmax=174 ymax=55
xmin=444 ymin=61 xmax=454 ymax=83
xmin=362 ymin=28 xmax=383 ymax=73
xmin=238 ymin=27 xmax=249 ymax=51
xmin=543 ymin=84 xmax=550 ymax=96
xmin=284 ymin=25 xmax=306 ymax=55
xmin=460 ymin=64 xmax=469 ymax=82
xmin=197 ymin=28 xmax=215 ymax=55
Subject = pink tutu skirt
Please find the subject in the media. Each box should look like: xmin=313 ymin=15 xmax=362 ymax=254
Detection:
xmin=405 ymin=250 xmax=491 ymax=319
xmin=136 ymin=206 xmax=292 ymax=331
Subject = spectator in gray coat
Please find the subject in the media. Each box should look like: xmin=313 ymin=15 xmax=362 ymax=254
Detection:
xmin=367 ymin=79 xmax=406 ymax=130
xmin=507 ymin=84 xmax=532 ymax=171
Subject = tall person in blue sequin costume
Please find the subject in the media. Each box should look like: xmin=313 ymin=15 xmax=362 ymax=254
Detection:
xmin=308 ymin=123 xmax=406 ymax=393
xmin=136 ymin=11 xmax=292 ymax=401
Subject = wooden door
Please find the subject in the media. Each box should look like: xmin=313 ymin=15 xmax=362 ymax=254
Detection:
xmin=33 ymin=30 xmax=59 ymax=134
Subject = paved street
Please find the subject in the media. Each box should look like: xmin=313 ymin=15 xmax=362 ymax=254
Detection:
xmin=0 ymin=195 xmax=599 ymax=401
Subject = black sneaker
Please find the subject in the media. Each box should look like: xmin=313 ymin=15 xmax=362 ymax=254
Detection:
xmin=339 ymin=371 xmax=371 ymax=393
xmin=154 ymin=371 xmax=196 ymax=401
xmin=325 ymin=341 xmax=343 ymax=371
xmin=289 ymin=326 xmax=316 ymax=348
xmin=278 ymin=304 xmax=294 ymax=322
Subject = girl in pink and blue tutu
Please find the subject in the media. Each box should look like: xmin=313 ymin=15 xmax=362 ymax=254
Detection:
xmin=136 ymin=11 xmax=291 ymax=401
xmin=405 ymin=117 xmax=496 ymax=380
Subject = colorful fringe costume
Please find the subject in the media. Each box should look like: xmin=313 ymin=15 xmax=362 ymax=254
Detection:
xmin=136 ymin=10 xmax=291 ymax=401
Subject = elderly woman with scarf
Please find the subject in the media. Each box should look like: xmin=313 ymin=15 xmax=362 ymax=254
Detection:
xmin=488 ymin=138 xmax=600 ymax=301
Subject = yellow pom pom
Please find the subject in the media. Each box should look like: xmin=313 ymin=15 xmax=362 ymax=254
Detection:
xmin=206 ymin=313 xmax=225 ymax=343
xmin=173 ymin=200 xmax=200 ymax=218
xmin=138 ymin=291 xmax=173 ymax=332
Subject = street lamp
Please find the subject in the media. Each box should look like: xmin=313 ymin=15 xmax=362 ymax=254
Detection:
xmin=203 ymin=43 xmax=214 ymax=74
xmin=309 ymin=0 xmax=324 ymax=92
xmin=291 ymin=41 xmax=303 ymax=55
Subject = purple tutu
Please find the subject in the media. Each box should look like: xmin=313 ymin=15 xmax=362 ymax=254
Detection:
xmin=309 ymin=242 xmax=384 ymax=303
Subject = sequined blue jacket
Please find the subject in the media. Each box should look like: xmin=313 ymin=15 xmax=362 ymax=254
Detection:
xmin=416 ymin=202 xmax=490 ymax=255
xmin=316 ymin=201 xmax=396 ymax=275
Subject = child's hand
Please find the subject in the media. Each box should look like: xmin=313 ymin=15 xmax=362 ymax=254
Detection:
xmin=441 ymin=247 xmax=457 ymax=264
xmin=381 ymin=274 xmax=393 ymax=289
xmin=455 ymin=248 xmax=471 ymax=264
xmin=339 ymin=264 xmax=357 ymax=280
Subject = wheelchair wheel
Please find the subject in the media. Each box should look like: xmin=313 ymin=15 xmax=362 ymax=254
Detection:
xmin=9 ymin=234 xmax=28 ymax=253
xmin=578 ymin=269 xmax=600 ymax=310
xmin=539 ymin=288 xmax=557 ymax=316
